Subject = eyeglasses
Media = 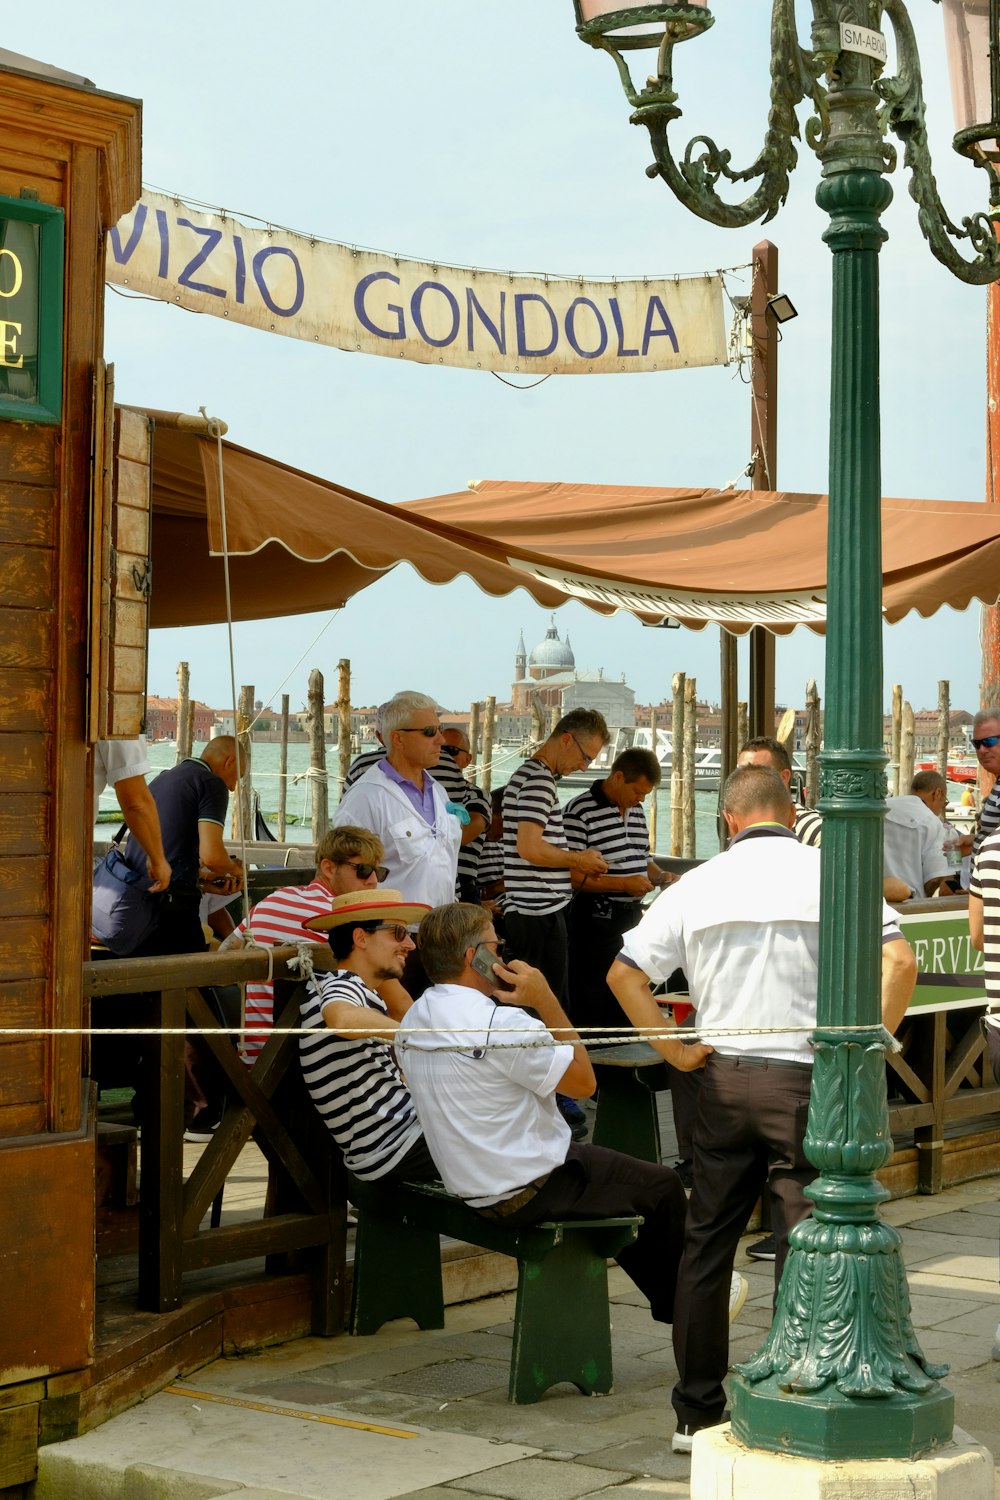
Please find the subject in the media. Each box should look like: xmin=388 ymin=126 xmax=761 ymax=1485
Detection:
xmin=341 ymin=860 xmax=389 ymax=882
xmin=373 ymin=923 xmax=411 ymax=942
xmin=570 ymin=732 xmax=594 ymax=766
xmin=480 ymin=938 xmax=505 ymax=958
xmin=973 ymin=735 xmax=1000 ymax=750
xmin=398 ymin=724 xmax=441 ymax=738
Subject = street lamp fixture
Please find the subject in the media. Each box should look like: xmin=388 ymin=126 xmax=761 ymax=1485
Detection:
xmin=574 ymin=0 xmax=1000 ymax=1470
xmin=767 ymin=292 xmax=798 ymax=324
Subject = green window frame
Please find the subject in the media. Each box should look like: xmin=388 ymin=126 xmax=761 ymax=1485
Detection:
xmin=0 ymin=194 xmax=64 ymax=425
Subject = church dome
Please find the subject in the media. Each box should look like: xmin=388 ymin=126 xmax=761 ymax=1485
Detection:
xmin=529 ymin=617 xmax=575 ymax=672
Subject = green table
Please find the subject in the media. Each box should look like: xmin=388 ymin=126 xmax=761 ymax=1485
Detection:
xmin=588 ymin=1041 xmax=671 ymax=1163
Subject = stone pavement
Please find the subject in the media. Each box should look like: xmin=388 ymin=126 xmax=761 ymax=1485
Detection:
xmin=33 ymin=1178 xmax=1000 ymax=1500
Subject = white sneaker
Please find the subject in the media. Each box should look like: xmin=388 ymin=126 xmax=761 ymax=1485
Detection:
xmin=729 ymin=1272 xmax=749 ymax=1323
xmin=672 ymin=1410 xmax=730 ymax=1455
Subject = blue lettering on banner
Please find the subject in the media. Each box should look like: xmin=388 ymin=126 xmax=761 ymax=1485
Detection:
xmin=354 ymin=270 xmax=405 ymax=339
xmin=176 ymin=220 xmax=226 ymax=298
xmin=515 ymin=293 xmax=558 ymax=358
xmin=252 ymin=247 xmax=305 ymax=317
xmin=108 ymin=202 xmax=148 ymax=265
xmin=155 ymin=208 xmax=170 ymax=280
xmin=233 ymin=234 xmax=246 ymax=305
xmin=466 ymin=288 xmax=506 ymax=354
xmin=564 ymin=296 xmax=608 ymax=359
xmin=641 ymin=296 xmax=679 ymax=354
xmin=410 ymin=281 xmax=460 ymax=348
xmin=609 ymin=297 xmax=639 ymax=358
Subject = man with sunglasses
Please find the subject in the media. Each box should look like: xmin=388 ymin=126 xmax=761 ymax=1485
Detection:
xmin=300 ymin=888 xmax=437 ymax=1184
xmin=225 ymin=825 xmax=405 ymax=1064
xmin=336 ymin=691 xmax=462 ymax=910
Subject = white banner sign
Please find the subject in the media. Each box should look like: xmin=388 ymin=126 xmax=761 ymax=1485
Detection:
xmin=105 ymin=192 xmax=728 ymax=376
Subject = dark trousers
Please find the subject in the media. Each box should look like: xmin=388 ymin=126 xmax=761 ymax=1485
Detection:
xmin=671 ymin=1053 xmax=816 ymax=1429
xmin=494 ymin=1141 xmax=687 ymax=1323
xmin=566 ymin=897 xmax=644 ymax=1036
xmin=505 ymin=908 xmax=569 ymax=1004
xmin=379 ymin=1134 xmax=438 ymax=1185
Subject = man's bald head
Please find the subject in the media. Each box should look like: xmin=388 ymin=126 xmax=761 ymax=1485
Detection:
xmin=201 ymin=734 xmax=241 ymax=791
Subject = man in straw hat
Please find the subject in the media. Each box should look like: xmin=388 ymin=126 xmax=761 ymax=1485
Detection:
xmin=300 ymin=888 xmax=437 ymax=1183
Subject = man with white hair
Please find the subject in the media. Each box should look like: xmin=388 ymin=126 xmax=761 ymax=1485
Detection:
xmin=334 ymin=691 xmax=461 ymax=908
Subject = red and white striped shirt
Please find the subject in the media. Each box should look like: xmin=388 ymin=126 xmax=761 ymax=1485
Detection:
xmin=231 ymin=880 xmax=333 ymax=1062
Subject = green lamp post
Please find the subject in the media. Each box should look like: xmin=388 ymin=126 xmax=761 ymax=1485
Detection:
xmin=574 ymin=0 xmax=1000 ymax=1464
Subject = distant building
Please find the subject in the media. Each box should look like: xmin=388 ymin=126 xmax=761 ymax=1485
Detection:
xmin=145 ymin=695 xmax=216 ymax=742
xmin=507 ymin=617 xmax=635 ymax=727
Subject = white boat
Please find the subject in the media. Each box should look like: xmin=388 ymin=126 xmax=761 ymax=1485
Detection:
xmin=560 ymin=726 xmax=804 ymax=792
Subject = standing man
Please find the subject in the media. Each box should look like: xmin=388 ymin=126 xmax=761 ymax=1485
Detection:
xmin=955 ymin=708 xmax=1000 ymax=860
xmin=224 ymin=826 xmax=407 ymax=1065
xmin=442 ymin=725 xmax=490 ymax=902
xmin=737 ymin=736 xmax=822 ymax=845
xmin=300 ymin=888 xmax=436 ymax=1184
xmin=883 ymin=770 xmax=952 ymax=899
xmin=335 ymin=692 xmax=462 ymax=908
xmin=608 ymin=765 xmax=916 ymax=1454
xmin=397 ymin=903 xmax=744 ymax=1329
xmin=563 ymin=747 xmax=671 ymax=1039
xmin=967 ymin=813 xmax=1000 ymax=1363
xmin=94 ymin=738 xmax=171 ymax=892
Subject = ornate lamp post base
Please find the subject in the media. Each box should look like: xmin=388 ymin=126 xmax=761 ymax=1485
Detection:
xmin=729 ymin=1377 xmax=954 ymax=1463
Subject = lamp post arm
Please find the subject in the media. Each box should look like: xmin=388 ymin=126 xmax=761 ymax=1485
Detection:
xmin=637 ymin=0 xmax=828 ymax=229
xmin=879 ymin=0 xmax=1000 ymax=283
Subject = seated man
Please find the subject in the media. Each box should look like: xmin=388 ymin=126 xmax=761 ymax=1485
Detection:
xmin=224 ymin=825 xmax=405 ymax=1063
xmin=396 ymin=903 xmax=747 ymax=1332
xmin=883 ymin=770 xmax=951 ymax=899
xmin=300 ymin=888 xmax=437 ymax=1183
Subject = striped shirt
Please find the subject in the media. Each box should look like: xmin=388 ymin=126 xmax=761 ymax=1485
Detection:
xmin=502 ymin=758 xmax=572 ymax=915
xmin=230 ymin=880 xmax=332 ymax=1063
xmin=457 ymin=777 xmax=490 ymax=886
xmin=794 ymin=806 xmax=822 ymax=847
xmin=299 ymin=969 xmax=423 ymax=1179
xmin=974 ymin=782 xmax=1000 ymax=858
xmin=564 ymin=781 xmax=650 ymax=903
xmin=970 ymin=830 xmax=1000 ymax=1008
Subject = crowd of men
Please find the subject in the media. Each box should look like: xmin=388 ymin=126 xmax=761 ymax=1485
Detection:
xmin=92 ymin=691 xmax=1000 ymax=1455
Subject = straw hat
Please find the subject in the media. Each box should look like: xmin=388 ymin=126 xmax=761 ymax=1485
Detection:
xmin=303 ymin=888 xmax=431 ymax=933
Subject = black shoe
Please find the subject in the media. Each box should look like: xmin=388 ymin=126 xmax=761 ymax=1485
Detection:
xmin=673 ymin=1158 xmax=693 ymax=1190
xmin=746 ymin=1233 xmax=777 ymax=1261
xmin=672 ymin=1409 xmax=730 ymax=1455
xmin=557 ymin=1095 xmax=589 ymax=1142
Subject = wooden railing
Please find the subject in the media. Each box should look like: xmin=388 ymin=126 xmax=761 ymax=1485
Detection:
xmin=82 ymin=946 xmax=347 ymax=1331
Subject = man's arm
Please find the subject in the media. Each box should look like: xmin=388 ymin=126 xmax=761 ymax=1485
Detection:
xmin=321 ymin=1000 xmax=399 ymax=1041
xmin=490 ymin=959 xmax=596 ymax=1098
xmin=114 ymin=774 xmax=172 ymax=892
xmin=881 ymin=936 xmax=917 ymax=1034
xmin=461 ymin=812 xmax=488 ymax=847
xmin=374 ymin=977 xmax=413 ymax=1019
xmin=969 ymin=892 xmax=984 ymax=951
xmin=198 ymin=820 xmax=245 ymax=886
xmin=517 ymin=820 xmax=607 ymax=875
xmin=607 ymin=958 xmax=713 ymax=1072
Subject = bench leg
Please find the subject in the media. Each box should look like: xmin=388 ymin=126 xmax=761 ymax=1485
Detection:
xmin=591 ymin=1068 xmax=662 ymax=1163
xmin=509 ymin=1235 xmax=614 ymax=1403
xmin=350 ymin=1210 xmax=445 ymax=1336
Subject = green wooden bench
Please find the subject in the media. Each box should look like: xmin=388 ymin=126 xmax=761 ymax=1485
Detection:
xmin=348 ymin=1174 xmax=640 ymax=1404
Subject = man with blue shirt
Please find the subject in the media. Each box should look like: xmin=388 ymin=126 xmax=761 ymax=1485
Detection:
xmin=608 ymin=764 xmax=916 ymax=1455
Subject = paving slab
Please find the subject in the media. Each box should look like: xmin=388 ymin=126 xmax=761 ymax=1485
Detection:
xmin=451 ymin=1456 xmax=632 ymax=1499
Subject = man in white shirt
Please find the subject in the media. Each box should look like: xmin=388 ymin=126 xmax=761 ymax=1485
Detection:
xmin=608 ymin=764 xmax=916 ymax=1454
xmin=883 ymin=770 xmax=951 ymax=899
xmin=93 ymin=737 xmax=171 ymax=892
xmin=397 ymin=903 xmax=745 ymax=1336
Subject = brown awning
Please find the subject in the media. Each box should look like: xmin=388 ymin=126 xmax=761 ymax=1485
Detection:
xmin=143 ymin=411 xmax=1000 ymax=632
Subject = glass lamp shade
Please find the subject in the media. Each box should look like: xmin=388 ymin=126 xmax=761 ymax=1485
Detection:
xmin=573 ymin=1 xmax=709 ymax=47
xmin=941 ymin=0 xmax=999 ymax=159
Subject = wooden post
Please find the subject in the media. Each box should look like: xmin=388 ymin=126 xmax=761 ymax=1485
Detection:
xmin=308 ymin=668 xmax=329 ymax=841
xmin=186 ymin=700 xmax=194 ymax=755
xmin=648 ymin=705 xmax=659 ymax=854
xmin=481 ymin=696 xmax=496 ymax=795
xmin=277 ymin=694 xmax=289 ymax=841
xmin=749 ymin=240 xmax=778 ymax=740
xmin=175 ymin=661 xmax=190 ymax=763
xmin=720 ymin=629 xmax=738 ymax=786
xmin=805 ymin=679 xmax=821 ymax=809
xmin=900 ymin=700 xmax=916 ymax=794
xmin=549 ymin=704 xmax=560 ymax=735
xmin=890 ymin=683 xmax=902 ymax=796
xmin=936 ymin=679 xmax=950 ymax=784
xmin=231 ymin=684 xmax=254 ymax=843
xmin=671 ymin=672 xmax=685 ymax=858
xmin=776 ymin=705 xmax=797 ymax=765
xmin=469 ymin=701 xmax=481 ymax=772
xmin=683 ymin=677 xmax=697 ymax=858
xmin=983 ymin=245 xmax=1000 ymax=760
xmin=738 ymin=700 xmax=749 ymax=750
xmin=337 ymin=659 xmax=352 ymax=799
xmin=530 ymin=696 xmax=546 ymax=750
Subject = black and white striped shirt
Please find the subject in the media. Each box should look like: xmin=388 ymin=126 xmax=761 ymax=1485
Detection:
xmin=299 ymin=970 xmax=423 ymax=1179
xmin=794 ymin=806 xmax=823 ymax=848
xmin=564 ymin=782 xmax=650 ymax=902
xmin=970 ymin=830 xmax=1000 ymax=1008
xmin=502 ymin=758 xmax=572 ymax=915
xmin=974 ymin=782 xmax=1000 ymax=858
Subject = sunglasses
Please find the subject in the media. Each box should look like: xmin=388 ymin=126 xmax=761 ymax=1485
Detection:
xmin=342 ymin=860 xmax=389 ymax=882
xmin=373 ymin=923 xmax=412 ymax=942
xmin=973 ymin=735 xmax=1000 ymax=750
xmin=398 ymin=724 xmax=441 ymax=738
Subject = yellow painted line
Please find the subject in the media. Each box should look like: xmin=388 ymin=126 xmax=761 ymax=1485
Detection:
xmin=163 ymin=1384 xmax=418 ymax=1439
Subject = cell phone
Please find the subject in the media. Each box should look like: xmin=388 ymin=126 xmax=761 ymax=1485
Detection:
xmin=470 ymin=942 xmax=514 ymax=991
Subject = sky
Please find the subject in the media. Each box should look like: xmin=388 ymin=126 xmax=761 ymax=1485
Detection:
xmin=9 ymin=4 xmax=996 ymax=719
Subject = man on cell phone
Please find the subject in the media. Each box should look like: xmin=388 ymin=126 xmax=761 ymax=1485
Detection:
xmin=396 ymin=904 xmax=747 ymax=1337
